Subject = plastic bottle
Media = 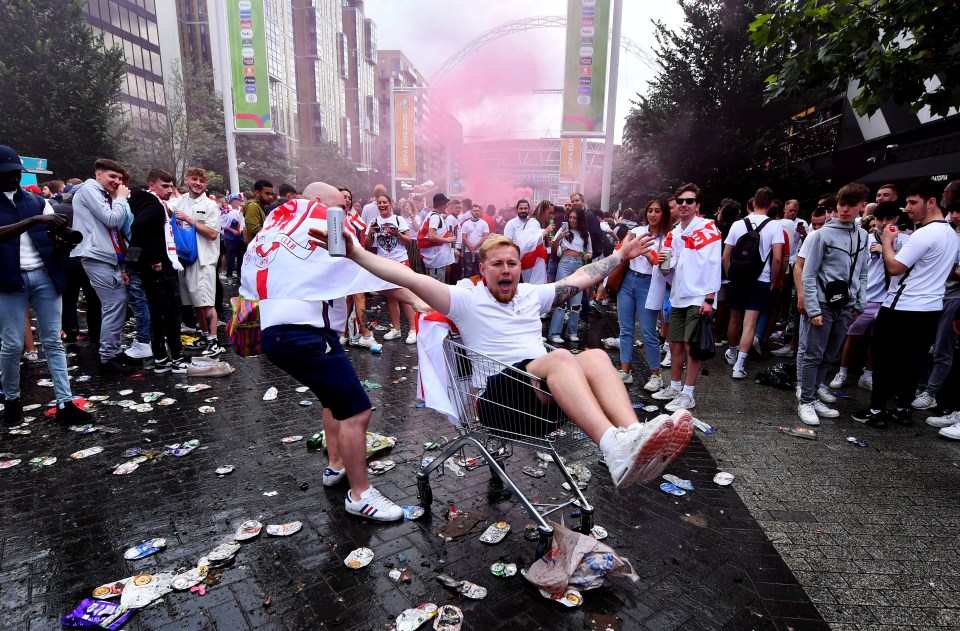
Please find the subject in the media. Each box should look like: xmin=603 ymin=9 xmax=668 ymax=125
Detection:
xmin=778 ymin=426 xmax=817 ymax=440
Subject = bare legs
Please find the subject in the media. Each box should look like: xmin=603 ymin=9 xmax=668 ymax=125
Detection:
xmin=321 ymin=406 xmax=374 ymax=502
xmin=669 ymin=341 xmax=701 ymax=386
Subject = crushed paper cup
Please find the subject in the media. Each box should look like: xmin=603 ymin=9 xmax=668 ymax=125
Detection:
xmin=266 ymin=521 xmax=302 ymax=536
xmin=344 ymin=547 xmax=374 ymax=569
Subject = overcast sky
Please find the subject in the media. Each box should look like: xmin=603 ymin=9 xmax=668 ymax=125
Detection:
xmin=363 ymin=0 xmax=684 ymax=144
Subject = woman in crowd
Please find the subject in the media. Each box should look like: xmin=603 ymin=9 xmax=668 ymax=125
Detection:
xmin=547 ymin=208 xmax=592 ymax=344
xmin=365 ymin=194 xmax=417 ymax=344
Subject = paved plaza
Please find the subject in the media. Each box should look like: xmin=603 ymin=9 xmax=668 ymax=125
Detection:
xmin=0 ymin=296 xmax=958 ymax=631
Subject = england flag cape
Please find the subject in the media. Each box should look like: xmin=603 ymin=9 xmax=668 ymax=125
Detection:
xmin=506 ymin=218 xmax=548 ymax=283
xmin=239 ymin=198 xmax=397 ymax=329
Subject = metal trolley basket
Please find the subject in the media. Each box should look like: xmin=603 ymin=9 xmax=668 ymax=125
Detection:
xmin=416 ymin=336 xmax=595 ymax=558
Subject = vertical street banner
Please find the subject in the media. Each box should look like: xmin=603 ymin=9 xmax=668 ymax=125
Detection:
xmin=227 ymin=0 xmax=272 ymax=130
xmin=395 ymin=92 xmax=417 ymax=180
xmin=559 ymin=137 xmax=582 ymax=182
xmin=561 ymin=0 xmax=610 ymax=135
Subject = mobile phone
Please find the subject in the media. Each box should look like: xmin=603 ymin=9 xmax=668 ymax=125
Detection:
xmin=561 ymin=222 xmax=569 ymax=233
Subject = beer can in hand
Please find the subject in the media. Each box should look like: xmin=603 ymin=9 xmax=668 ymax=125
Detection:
xmin=327 ymin=207 xmax=346 ymax=257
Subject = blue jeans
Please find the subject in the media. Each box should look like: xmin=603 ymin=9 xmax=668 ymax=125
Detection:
xmin=126 ymin=269 xmax=150 ymax=344
xmin=0 ymin=269 xmax=73 ymax=403
xmin=548 ymin=255 xmax=583 ymax=337
xmin=546 ymin=256 xmax=559 ymax=282
xmin=617 ymin=270 xmax=661 ymax=370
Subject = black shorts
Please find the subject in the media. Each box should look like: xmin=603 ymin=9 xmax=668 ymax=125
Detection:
xmin=477 ymin=360 xmax=564 ymax=438
xmin=728 ymin=280 xmax=772 ymax=312
xmin=262 ymin=324 xmax=371 ymax=421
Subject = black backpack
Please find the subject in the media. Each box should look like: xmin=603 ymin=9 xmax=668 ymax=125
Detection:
xmin=728 ymin=216 xmax=774 ymax=285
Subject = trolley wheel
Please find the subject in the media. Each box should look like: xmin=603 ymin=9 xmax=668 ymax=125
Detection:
xmin=534 ymin=533 xmax=554 ymax=560
xmin=578 ymin=510 xmax=594 ymax=534
xmin=489 ymin=458 xmax=506 ymax=490
xmin=417 ymin=477 xmax=433 ymax=506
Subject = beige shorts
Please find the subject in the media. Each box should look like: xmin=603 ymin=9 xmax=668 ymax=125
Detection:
xmin=179 ymin=263 xmax=216 ymax=307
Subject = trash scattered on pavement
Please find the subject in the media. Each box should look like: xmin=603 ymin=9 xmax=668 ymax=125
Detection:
xmin=166 ymin=439 xmax=200 ymax=457
xmin=590 ymin=526 xmax=608 ymax=540
xmin=523 ymin=520 xmax=637 ymax=594
xmin=206 ymin=542 xmax=241 ymax=566
xmin=846 ymin=436 xmax=868 ymax=447
xmin=92 ymin=577 xmax=133 ymax=599
xmin=479 ymin=521 xmax=510 ymax=544
xmin=197 ymin=406 xmax=215 ymax=414
xmin=436 ymin=574 xmax=487 ymax=599
xmin=662 ymin=474 xmax=694 ymax=491
xmin=367 ymin=459 xmax=396 ymax=475
xmin=394 ymin=603 xmax=438 ymax=631
xmin=299 ymin=400 xmax=313 ymax=406
xmin=133 ymin=403 xmax=153 ymax=413
xmin=263 ymin=491 xmax=278 ymax=497
xmin=295 ymin=386 xmax=309 ymax=393
xmin=70 ymin=446 xmax=104 ymax=459
xmin=659 ymin=482 xmax=686 ymax=496
xmin=416 ymin=402 xmax=426 ymax=408
xmin=118 ymin=389 xmax=133 ymax=396
xmin=779 ymin=426 xmax=817 ymax=440
xmin=281 ymin=435 xmax=304 ymax=444
xmin=87 ymin=395 xmax=110 ymax=402
xmin=359 ymin=380 xmax=381 ymax=390
xmin=537 ymin=588 xmax=583 ymax=607
xmin=22 ymin=403 xmax=41 ymax=411
xmin=215 ymin=465 xmax=235 ymax=476
xmin=8 ymin=429 xmax=31 ymax=435
xmin=234 ymin=520 xmax=262 ymax=541
xmin=185 ymin=384 xmax=211 ymax=393
xmin=0 ymin=459 xmax=22 ymax=469
xmin=61 ymin=598 xmax=132 ymax=630
xmin=443 ymin=459 xmax=465 ymax=477
xmin=585 ymin=613 xmax=623 ymax=631
xmin=522 ymin=466 xmax=546 ymax=478
xmin=69 ymin=424 xmax=98 ymax=434
xmin=561 ymin=463 xmax=591 ymax=490
xmin=113 ymin=462 xmax=139 ymax=475
xmin=402 ymin=505 xmax=425 ymax=520
xmin=524 ymin=523 xmax=541 ymax=541
xmin=123 ymin=538 xmax=166 ymax=560
xmin=28 ymin=456 xmax=56 ymax=467
xmin=423 ymin=441 xmax=440 ymax=451
xmin=306 ymin=433 xmax=322 ymax=450
xmin=171 ymin=563 xmax=209 ymax=591
xmin=266 ymin=521 xmax=302 ymax=536
xmin=692 ymin=418 xmax=717 ymax=434
xmin=713 ymin=471 xmax=734 ymax=486
xmin=490 ymin=562 xmax=517 ymax=577
xmin=344 ymin=547 xmax=374 ymax=569
xmin=157 ymin=398 xmax=176 ymax=406
xmin=262 ymin=387 xmax=278 ymax=401
xmin=433 ymin=605 xmax=464 ymax=631
xmin=119 ymin=572 xmax=175 ymax=609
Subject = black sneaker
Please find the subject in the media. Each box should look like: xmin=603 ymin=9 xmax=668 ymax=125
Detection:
xmin=99 ymin=357 xmax=134 ymax=375
xmin=154 ymin=356 xmax=172 ymax=374
xmin=3 ymin=398 xmax=22 ymax=427
xmin=852 ymin=408 xmax=889 ymax=429
xmin=55 ymin=400 xmax=92 ymax=425
xmin=892 ymin=408 xmax=913 ymax=425
xmin=202 ymin=340 xmax=225 ymax=358
xmin=170 ymin=357 xmax=189 ymax=374
xmin=184 ymin=338 xmax=208 ymax=351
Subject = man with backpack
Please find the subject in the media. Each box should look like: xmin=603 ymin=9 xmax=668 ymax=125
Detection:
xmin=418 ymin=193 xmax=457 ymax=282
xmin=722 ymin=187 xmax=784 ymax=379
xmin=798 ymin=183 xmax=870 ymax=426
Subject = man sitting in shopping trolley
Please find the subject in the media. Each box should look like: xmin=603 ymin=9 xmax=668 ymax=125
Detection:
xmin=308 ymin=228 xmax=694 ymax=490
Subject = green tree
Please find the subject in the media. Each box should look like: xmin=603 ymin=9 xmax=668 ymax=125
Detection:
xmin=294 ymin=141 xmax=364 ymax=197
xmin=0 ymin=0 xmax=126 ymax=178
xmin=750 ymin=0 xmax=960 ymax=118
xmin=621 ymin=0 xmax=801 ymax=203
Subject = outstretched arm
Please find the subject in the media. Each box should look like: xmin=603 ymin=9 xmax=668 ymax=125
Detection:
xmin=551 ymin=231 xmax=653 ymax=309
xmin=308 ymin=227 xmax=451 ymax=314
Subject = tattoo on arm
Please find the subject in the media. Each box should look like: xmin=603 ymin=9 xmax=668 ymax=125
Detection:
xmin=552 ymin=282 xmax=581 ymax=309
xmin=581 ymin=255 xmax=621 ymax=280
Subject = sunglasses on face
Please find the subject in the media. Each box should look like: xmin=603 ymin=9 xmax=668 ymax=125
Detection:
xmin=676 ymin=198 xmax=697 ymax=205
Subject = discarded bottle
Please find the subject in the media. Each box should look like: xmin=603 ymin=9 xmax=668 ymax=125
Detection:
xmin=778 ymin=426 xmax=817 ymax=440
xmin=307 ymin=433 xmax=322 ymax=451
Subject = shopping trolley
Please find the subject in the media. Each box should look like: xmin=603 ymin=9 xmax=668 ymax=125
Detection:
xmin=416 ymin=335 xmax=596 ymax=558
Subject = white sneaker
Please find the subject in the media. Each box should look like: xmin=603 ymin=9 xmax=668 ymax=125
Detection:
xmin=618 ymin=370 xmax=633 ymax=384
xmin=732 ymin=368 xmax=747 ymax=380
xmin=911 ymin=392 xmax=937 ymax=410
xmin=829 ymin=372 xmax=848 ymax=389
xmin=938 ymin=423 xmax=960 ymax=440
xmin=752 ymin=336 xmax=762 ymax=356
xmin=604 ymin=418 xmax=675 ymax=489
xmin=771 ymin=345 xmax=794 ymax=357
xmin=817 ymin=385 xmax=837 ymax=404
xmin=357 ymin=335 xmax=379 ymax=348
xmin=652 ymin=386 xmax=681 ymax=401
xmin=857 ymin=373 xmax=873 ymax=391
xmin=926 ymin=410 xmax=960 ymax=428
xmin=344 ymin=486 xmax=403 ymax=521
xmin=798 ymin=402 xmax=820 ymax=426
xmin=405 ymin=331 xmax=417 ymax=344
xmin=383 ymin=329 xmax=401 ymax=341
xmin=724 ymin=347 xmax=737 ymax=365
xmin=568 ymin=335 xmax=580 ymax=343
xmin=796 ymin=384 xmax=801 ymax=400
xmin=661 ymin=348 xmax=672 ymax=367
xmin=124 ymin=340 xmax=153 ymax=359
xmin=548 ymin=335 xmax=565 ymax=345
xmin=661 ymin=342 xmax=669 ymax=354
xmin=322 ymin=466 xmax=346 ymax=487
xmin=643 ymin=374 xmax=663 ymax=393
xmin=813 ymin=400 xmax=839 ymax=418
xmin=339 ymin=335 xmax=349 ymax=345
xmin=665 ymin=393 xmax=695 ymax=412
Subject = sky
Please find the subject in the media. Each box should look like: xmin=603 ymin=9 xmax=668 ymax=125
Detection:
xmin=363 ymin=0 xmax=685 ymax=145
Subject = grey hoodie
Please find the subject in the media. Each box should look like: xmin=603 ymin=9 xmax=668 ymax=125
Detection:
xmin=801 ymin=220 xmax=869 ymax=317
xmin=70 ymin=178 xmax=129 ymax=265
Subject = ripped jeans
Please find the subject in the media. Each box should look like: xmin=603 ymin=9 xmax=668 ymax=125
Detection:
xmin=548 ymin=255 xmax=583 ymax=338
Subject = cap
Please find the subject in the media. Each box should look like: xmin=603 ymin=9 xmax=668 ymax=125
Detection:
xmin=433 ymin=192 xmax=450 ymax=208
xmin=227 ymin=194 xmax=242 ymax=203
xmin=24 ymin=185 xmax=41 ymax=195
xmin=0 ymin=145 xmax=25 ymax=173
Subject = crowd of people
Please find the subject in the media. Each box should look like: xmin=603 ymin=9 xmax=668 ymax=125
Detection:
xmin=3 ymin=141 xmax=959 ymax=524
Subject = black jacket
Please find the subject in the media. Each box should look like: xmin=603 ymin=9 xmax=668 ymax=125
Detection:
xmin=129 ymin=191 xmax=171 ymax=273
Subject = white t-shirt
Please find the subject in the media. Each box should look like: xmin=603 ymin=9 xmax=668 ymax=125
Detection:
xmin=170 ymin=194 xmax=221 ymax=266
xmin=884 ymin=221 xmax=959 ymax=311
xmin=445 ymin=214 xmax=461 ymax=249
xmin=865 ymin=231 xmax=910 ymax=304
xmin=724 ymin=214 xmax=784 ymax=283
xmin=557 ymin=231 xmax=591 ymax=254
xmin=7 ymin=191 xmax=55 ymax=270
xmin=628 ymin=225 xmax=662 ymax=274
xmin=460 ymin=217 xmax=489 ymax=251
xmin=780 ymin=218 xmax=807 ymax=265
xmin=446 ymin=281 xmax=556 ymax=368
xmin=360 ymin=201 xmax=379 ymax=228
xmin=368 ymin=214 xmax=409 ymax=262
xmin=421 ymin=212 xmax=455 ymax=269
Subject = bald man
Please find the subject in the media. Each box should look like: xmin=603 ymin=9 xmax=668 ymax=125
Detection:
xmin=240 ymin=182 xmax=427 ymax=522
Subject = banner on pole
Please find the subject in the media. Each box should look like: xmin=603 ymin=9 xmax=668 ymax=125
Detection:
xmin=561 ymin=0 xmax=610 ymax=136
xmin=559 ymin=137 xmax=582 ymax=183
xmin=395 ymin=92 xmax=417 ymax=180
xmin=226 ymin=0 xmax=272 ymax=131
